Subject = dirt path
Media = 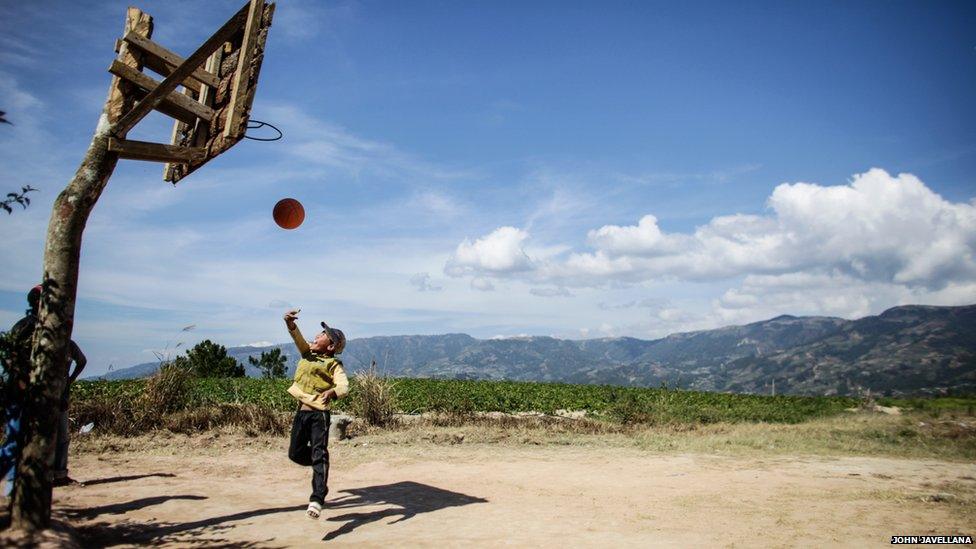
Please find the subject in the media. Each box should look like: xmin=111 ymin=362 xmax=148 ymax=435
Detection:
xmin=54 ymin=438 xmax=974 ymax=547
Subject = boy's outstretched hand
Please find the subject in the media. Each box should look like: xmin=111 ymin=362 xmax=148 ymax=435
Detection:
xmin=283 ymin=309 xmax=300 ymax=330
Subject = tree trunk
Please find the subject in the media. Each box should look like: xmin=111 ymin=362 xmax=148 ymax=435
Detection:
xmin=9 ymin=8 xmax=152 ymax=532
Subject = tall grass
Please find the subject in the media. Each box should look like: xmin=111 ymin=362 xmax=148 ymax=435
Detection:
xmin=349 ymin=364 xmax=398 ymax=427
xmin=139 ymin=363 xmax=193 ymax=417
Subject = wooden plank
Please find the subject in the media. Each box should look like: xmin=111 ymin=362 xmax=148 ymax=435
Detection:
xmin=108 ymin=60 xmax=214 ymax=124
xmin=123 ymin=32 xmax=221 ymax=90
xmin=112 ymin=0 xmax=250 ymax=137
xmin=223 ymin=0 xmax=265 ymax=138
xmin=163 ymin=92 xmax=191 ymax=181
xmin=108 ymin=138 xmax=206 ymax=163
xmin=165 ymin=50 xmax=222 ymax=181
xmin=193 ymin=49 xmax=223 ymax=147
xmin=105 ymin=8 xmax=153 ymax=134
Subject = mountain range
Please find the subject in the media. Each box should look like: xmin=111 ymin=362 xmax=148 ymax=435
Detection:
xmin=97 ymin=304 xmax=976 ymax=397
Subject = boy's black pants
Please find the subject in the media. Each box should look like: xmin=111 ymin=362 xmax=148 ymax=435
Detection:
xmin=288 ymin=409 xmax=331 ymax=504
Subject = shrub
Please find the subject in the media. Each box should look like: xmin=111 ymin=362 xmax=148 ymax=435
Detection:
xmin=350 ymin=364 xmax=397 ymax=427
xmin=175 ymin=339 xmax=244 ymax=378
xmin=135 ymin=361 xmax=195 ymax=426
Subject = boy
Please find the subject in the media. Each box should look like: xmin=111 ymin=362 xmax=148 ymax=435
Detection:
xmin=282 ymin=309 xmax=348 ymax=519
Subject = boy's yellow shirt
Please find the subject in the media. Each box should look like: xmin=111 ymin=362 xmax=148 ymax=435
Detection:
xmin=286 ymin=325 xmax=349 ymax=411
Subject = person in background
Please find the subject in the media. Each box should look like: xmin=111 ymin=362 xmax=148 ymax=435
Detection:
xmin=54 ymin=329 xmax=86 ymax=487
xmin=1 ymin=286 xmax=41 ymax=499
xmin=0 ymin=285 xmax=86 ymax=498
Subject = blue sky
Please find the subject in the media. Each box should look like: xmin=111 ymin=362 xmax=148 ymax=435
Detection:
xmin=1 ymin=0 xmax=974 ymax=376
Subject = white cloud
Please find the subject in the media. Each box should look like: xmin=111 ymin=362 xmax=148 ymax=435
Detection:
xmin=598 ymin=297 xmax=670 ymax=311
xmin=764 ymin=170 xmax=976 ymax=287
xmin=529 ymin=287 xmax=573 ymax=298
xmin=489 ymin=333 xmax=531 ymax=340
xmin=615 ymin=163 xmax=763 ymax=186
xmin=470 ymin=278 xmax=495 ymax=292
xmin=587 ymin=214 xmax=689 ymax=257
xmin=441 ymin=169 xmax=975 ymax=334
xmin=0 ymin=35 xmax=40 ymax=66
xmin=0 ymin=70 xmax=59 ymax=173
xmin=445 ymin=226 xmax=534 ymax=277
xmin=0 ymin=71 xmax=41 ymax=112
xmin=524 ymin=181 xmax=592 ymax=232
xmin=408 ymin=190 xmax=464 ymax=218
xmin=410 ymin=272 xmax=442 ymax=292
xmin=712 ymin=272 xmax=976 ymax=326
xmin=522 ymin=169 xmax=976 ymax=290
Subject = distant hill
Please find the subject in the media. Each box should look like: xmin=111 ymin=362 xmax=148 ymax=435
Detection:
xmin=96 ymin=304 xmax=976 ymax=397
xmin=721 ymin=305 xmax=976 ymax=396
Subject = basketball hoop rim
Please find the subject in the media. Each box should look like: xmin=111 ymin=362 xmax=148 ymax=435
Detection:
xmin=244 ymin=119 xmax=282 ymax=141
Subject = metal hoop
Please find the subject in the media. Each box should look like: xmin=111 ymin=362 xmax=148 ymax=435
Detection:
xmin=244 ymin=119 xmax=283 ymax=141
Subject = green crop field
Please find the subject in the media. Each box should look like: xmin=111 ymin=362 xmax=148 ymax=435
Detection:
xmin=73 ymin=376 xmax=869 ymax=425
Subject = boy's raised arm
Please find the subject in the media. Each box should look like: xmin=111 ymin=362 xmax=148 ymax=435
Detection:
xmin=283 ymin=309 xmax=311 ymax=357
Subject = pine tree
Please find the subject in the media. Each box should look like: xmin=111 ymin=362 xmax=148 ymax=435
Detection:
xmin=247 ymin=348 xmax=287 ymax=378
xmin=175 ymin=339 xmax=244 ymax=378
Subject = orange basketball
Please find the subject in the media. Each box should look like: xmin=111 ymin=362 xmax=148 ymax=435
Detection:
xmin=273 ymin=198 xmax=305 ymax=230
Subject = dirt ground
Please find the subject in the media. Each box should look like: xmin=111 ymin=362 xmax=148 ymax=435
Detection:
xmin=39 ymin=433 xmax=975 ymax=548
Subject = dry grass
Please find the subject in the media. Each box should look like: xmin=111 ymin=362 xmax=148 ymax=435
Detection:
xmin=851 ymin=479 xmax=976 ymax=523
xmin=70 ymin=397 xmax=135 ymax=436
xmin=140 ymin=363 xmax=194 ymax=415
xmin=69 ymin=410 xmax=976 ymax=466
xmin=338 ymin=409 xmax=976 ymax=461
xmin=161 ymin=404 xmax=290 ymax=436
xmin=349 ymin=366 xmax=398 ymax=427
xmin=623 ymin=413 xmax=975 ymax=460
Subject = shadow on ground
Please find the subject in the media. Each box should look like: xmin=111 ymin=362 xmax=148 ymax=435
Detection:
xmin=70 ymin=498 xmax=303 ymax=548
xmin=64 ymin=494 xmax=207 ymax=520
xmin=323 ymin=481 xmax=488 ymax=540
xmin=80 ymin=472 xmax=176 ymax=487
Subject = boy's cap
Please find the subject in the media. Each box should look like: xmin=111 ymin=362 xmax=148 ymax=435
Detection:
xmin=320 ymin=322 xmax=346 ymax=354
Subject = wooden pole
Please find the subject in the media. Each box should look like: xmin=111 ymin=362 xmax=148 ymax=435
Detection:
xmin=10 ymin=8 xmax=152 ymax=533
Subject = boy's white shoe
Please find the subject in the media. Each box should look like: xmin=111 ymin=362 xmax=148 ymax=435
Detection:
xmin=307 ymin=501 xmax=322 ymax=519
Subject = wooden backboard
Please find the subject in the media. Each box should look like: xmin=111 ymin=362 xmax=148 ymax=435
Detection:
xmin=162 ymin=0 xmax=275 ymax=183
